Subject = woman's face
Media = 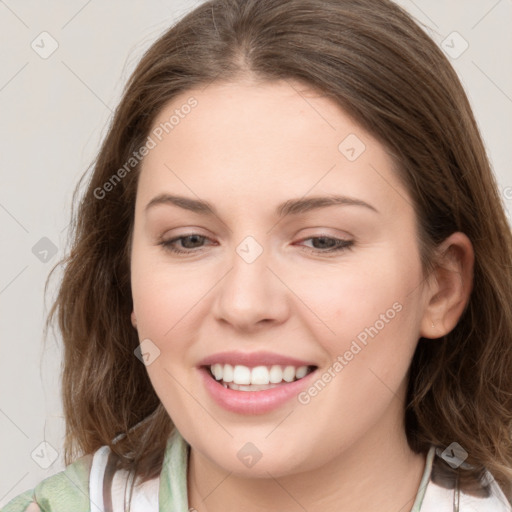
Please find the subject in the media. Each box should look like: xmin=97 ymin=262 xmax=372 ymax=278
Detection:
xmin=130 ymin=79 xmax=432 ymax=476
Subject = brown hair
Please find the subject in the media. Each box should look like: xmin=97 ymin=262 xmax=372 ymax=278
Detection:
xmin=47 ymin=0 xmax=512 ymax=501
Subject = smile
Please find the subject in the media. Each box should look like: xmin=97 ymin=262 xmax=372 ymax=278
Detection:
xmin=199 ymin=364 xmax=319 ymax=414
xmin=207 ymin=363 xmax=316 ymax=391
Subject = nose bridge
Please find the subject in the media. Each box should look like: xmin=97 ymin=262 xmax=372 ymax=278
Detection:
xmin=212 ymin=233 xmax=288 ymax=328
xmin=235 ymin=235 xmax=265 ymax=266
xmin=227 ymin=233 xmax=271 ymax=297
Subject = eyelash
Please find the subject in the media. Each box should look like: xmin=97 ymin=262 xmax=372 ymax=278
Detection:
xmin=159 ymin=234 xmax=354 ymax=256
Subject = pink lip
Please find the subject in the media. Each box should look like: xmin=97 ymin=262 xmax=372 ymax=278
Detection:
xmin=197 ymin=350 xmax=316 ymax=368
xmin=199 ymin=366 xmax=318 ymax=415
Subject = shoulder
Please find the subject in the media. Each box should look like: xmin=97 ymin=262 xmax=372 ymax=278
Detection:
xmin=1 ymin=452 xmax=94 ymax=512
xmin=1 ymin=430 xmax=186 ymax=512
xmin=418 ymin=446 xmax=512 ymax=512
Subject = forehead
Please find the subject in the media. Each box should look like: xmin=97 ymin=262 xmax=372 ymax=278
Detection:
xmin=137 ymin=79 xmax=411 ymax=220
xmin=150 ymin=79 xmax=361 ymax=149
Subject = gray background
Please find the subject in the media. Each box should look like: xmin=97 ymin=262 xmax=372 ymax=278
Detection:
xmin=0 ymin=0 xmax=511 ymax=505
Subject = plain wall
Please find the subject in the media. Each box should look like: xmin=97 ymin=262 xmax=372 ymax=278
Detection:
xmin=0 ymin=0 xmax=511 ymax=505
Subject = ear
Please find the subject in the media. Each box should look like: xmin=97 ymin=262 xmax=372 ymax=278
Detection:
xmin=420 ymin=232 xmax=474 ymax=339
xmin=131 ymin=310 xmax=138 ymax=329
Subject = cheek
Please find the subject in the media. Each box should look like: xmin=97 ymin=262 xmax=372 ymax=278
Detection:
xmin=308 ymin=256 xmax=416 ymax=327
xmin=295 ymin=264 xmax=422 ymax=442
xmin=303 ymin=248 xmax=423 ymax=376
xmin=130 ymin=256 xmax=197 ymax=410
xmin=130 ymin=260 xmax=205 ymax=405
xmin=131 ymin=248 xmax=205 ymax=341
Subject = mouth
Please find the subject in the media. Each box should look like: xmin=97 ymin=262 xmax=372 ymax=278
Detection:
xmin=199 ymin=362 xmax=319 ymax=414
xmin=203 ymin=363 xmax=318 ymax=391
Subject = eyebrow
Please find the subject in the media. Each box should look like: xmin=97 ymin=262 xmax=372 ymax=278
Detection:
xmin=144 ymin=193 xmax=379 ymax=217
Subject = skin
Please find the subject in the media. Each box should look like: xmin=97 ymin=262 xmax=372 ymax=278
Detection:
xmin=130 ymin=79 xmax=474 ymax=512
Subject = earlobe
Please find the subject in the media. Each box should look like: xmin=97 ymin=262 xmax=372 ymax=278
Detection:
xmin=131 ymin=311 xmax=137 ymax=329
xmin=420 ymin=232 xmax=474 ymax=340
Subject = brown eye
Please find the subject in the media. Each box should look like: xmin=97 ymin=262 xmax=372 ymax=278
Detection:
xmin=297 ymin=236 xmax=354 ymax=254
xmin=160 ymin=234 xmax=212 ymax=254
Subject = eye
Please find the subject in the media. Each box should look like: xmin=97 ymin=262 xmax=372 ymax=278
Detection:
xmin=159 ymin=234 xmax=213 ymax=255
xmin=158 ymin=234 xmax=354 ymax=256
xmin=296 ymin=236 xmax=354 ymax=255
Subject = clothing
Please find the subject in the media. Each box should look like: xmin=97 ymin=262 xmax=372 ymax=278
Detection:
xmin=2 ymin=428 xmax=511 ymax=511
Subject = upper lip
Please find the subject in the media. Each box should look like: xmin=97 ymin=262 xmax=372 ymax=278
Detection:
xmin=197 ymin=351 xmax=317 ymax=368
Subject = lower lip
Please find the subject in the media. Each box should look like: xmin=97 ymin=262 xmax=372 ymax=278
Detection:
xmin=199 ymin=367 xmax=317 ymax=414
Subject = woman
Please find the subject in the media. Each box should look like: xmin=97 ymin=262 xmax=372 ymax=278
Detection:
xmin=4 ymin=0 xmax=512 ymax=510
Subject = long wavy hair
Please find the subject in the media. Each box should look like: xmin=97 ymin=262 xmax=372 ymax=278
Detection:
xmin=47 ymin=0 xmax=512 ymax=501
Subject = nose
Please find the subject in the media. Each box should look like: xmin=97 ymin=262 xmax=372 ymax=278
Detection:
xmin=211 ymin=238 xmax=290 ymax=332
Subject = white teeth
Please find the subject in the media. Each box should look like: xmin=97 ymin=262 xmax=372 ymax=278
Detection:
xmin=269 ymin=365 xmax=283 ymax=384
xmin=212 ymin=363 xmax=223 ymax=381
xmin=209 ymin=363 xmax=312 ymax=386
xmin=295 ymin=366 xmax=308 ymax=379
xmin=222 ymin=364 xmax=234 ymax=382
xmin=226 ymin=382 xmax=279 ymax=392
xmin=282 ymin=366 xmax=296 ymax=382
xmin=233 ymin=365 xmax=251 ymax=384
xmin=251 ymin=366 xmax=270 ymax=385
